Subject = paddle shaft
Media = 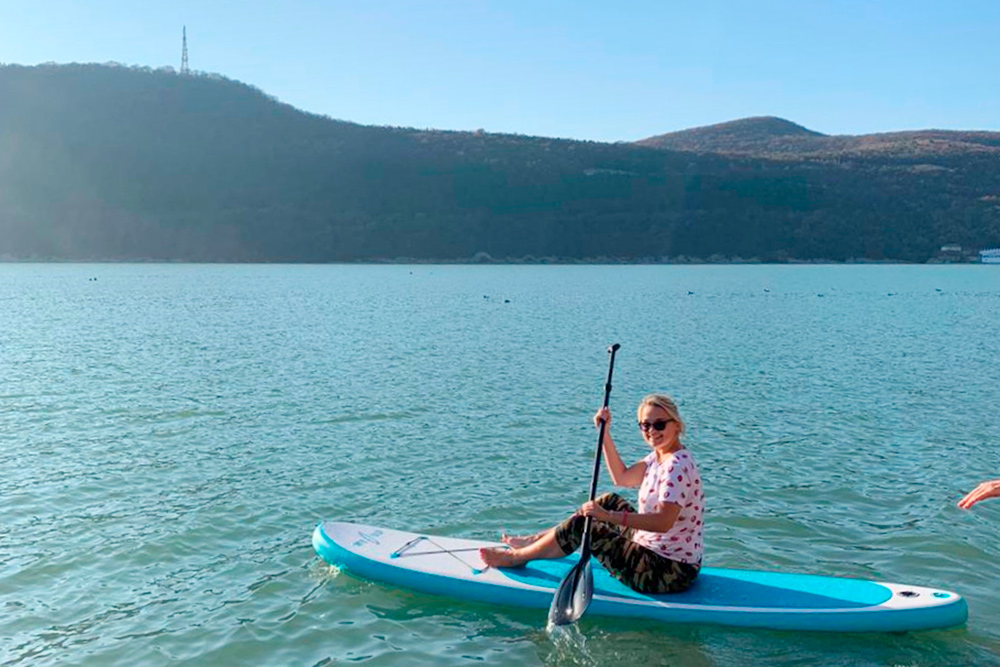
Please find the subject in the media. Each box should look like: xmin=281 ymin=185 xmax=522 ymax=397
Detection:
xmin=546 ymin=343 xmax=621 ymax=626
xmin=579 ymin=343 xmax=620 ymax=557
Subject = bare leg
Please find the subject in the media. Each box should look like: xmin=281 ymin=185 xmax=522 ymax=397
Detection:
xmin=480 ymin=527 xmax=567 ymax=568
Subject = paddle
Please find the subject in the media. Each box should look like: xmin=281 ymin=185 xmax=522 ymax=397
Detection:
xmin=548 ymin=342 xmax=620 ymax=626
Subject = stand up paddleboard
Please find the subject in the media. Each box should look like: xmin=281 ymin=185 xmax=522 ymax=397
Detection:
xmin=312 ymin=521 xmax=966 ymax=633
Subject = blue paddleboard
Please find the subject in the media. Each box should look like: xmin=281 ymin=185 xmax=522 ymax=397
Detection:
xmin=312 ymin=521 xmax=967 ymax=633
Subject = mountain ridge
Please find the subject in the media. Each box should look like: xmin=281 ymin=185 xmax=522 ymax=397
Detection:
xmin=1 ymin=63 xmax=999 ymax=263
xmin=635 ymin=116 xmax=1000 ymax=159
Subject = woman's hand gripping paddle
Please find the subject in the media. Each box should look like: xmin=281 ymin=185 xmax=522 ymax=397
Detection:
xmin=548 ymin=343 xmax=620 ymax=627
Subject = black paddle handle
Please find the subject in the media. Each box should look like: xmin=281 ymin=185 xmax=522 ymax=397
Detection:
xmin=580 ymin=343 xmax=620 ymax=555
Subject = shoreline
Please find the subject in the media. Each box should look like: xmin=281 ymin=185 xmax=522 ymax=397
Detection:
xmin=0 ymin=256 xmax=987 ymax=266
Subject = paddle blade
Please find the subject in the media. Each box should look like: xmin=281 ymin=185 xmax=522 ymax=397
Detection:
xmin=547 ymin=558 xmax=593 ymax=626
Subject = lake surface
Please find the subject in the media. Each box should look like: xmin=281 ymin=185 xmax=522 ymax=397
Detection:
xmin=2 ymin=263 xmax=1000 ymax=666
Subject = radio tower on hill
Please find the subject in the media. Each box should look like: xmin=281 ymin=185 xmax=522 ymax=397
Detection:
xmin=181 ymin=26 xmax=190 ymax=75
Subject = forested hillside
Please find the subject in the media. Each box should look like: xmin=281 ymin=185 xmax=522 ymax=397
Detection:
xmin=636 ymin=116 xmax=1000 ymax=160
xmin=1 ymin=64 xmax=998 ymax=262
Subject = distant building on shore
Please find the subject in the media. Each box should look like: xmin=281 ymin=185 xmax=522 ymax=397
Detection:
xmin=931 ymin=244 xmax=973 ymax=263
xmin=981 ymin=248 xmax=1000 ymax=264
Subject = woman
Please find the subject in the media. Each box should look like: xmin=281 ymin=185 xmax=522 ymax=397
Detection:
xmin=479 ymin=394 xmax=704 ymax=594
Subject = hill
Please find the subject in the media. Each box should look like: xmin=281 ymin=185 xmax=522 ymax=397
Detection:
xmin=636 ymin=117 xmax=1000 ymax=160
xmin=1 ymin=63 xmax=999 ymax=263
xmin=636 ymin=117 xmax=825 ymax=155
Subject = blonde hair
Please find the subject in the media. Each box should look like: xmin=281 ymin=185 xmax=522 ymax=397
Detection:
xmin=637 ymin=393 xmax=684 ymax=435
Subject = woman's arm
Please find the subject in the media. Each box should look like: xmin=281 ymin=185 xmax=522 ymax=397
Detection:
xmin=594 ymin=407 xmax=646 ymax=488
xmin=581 ymin=500 xmax=681 ymax=533
xmin=958 ymin=479 xmax=1000 ymax=509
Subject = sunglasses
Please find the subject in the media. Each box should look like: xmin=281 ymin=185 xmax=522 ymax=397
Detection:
xmin=637 ymin=419 xmax=673 ymax=432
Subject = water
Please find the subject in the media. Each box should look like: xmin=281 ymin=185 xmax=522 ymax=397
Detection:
xmin=2 ymin=263 xmax=1000 ymax=666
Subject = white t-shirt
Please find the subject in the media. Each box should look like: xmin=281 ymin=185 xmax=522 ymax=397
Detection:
xmin=631 ymin=448 xmax=704 ymax=565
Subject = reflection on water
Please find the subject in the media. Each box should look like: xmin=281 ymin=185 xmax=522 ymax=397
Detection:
xmin=310 ymin=561 xmax=343 ymax=583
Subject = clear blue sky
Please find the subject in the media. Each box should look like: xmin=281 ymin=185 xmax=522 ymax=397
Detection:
xmin=2 ymin=0 xmax=998 ymax=142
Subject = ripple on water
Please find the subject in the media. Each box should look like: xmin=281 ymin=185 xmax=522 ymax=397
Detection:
xmin=3 ymin=264 xmax=1000 ymax=666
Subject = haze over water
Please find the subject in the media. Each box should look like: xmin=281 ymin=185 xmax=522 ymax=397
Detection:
xmin=2 ymin=263 xmax=1000 ymax=666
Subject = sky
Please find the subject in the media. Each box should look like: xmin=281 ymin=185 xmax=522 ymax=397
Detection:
xmin=2 ymin=0 xmax=998 ymax=142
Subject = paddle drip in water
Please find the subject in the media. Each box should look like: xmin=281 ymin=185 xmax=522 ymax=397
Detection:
xmin=544 ymin=621 xmax=595 ymax=666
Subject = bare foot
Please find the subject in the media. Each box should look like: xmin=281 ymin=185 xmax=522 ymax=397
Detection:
xmin=479 ymin=547 xmax=528 ymax=568
xmin=501 ymin=532 xmax=540 ymax=548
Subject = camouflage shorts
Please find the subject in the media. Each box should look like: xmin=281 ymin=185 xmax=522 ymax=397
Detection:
xmin=554 ymin=492 xmax=700 ymax=594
